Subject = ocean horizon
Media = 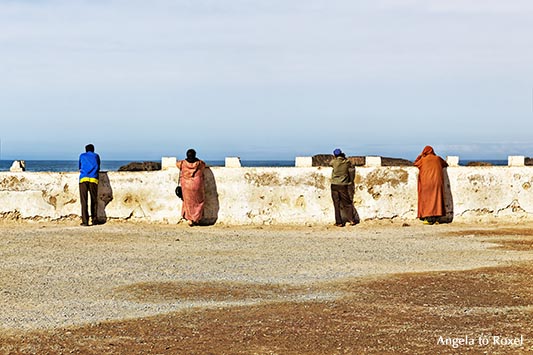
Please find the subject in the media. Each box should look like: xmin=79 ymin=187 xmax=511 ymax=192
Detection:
xmin=0 ymin=159 xmax=510 ymax=172
xmin=0 ymin=160 xmax=296 ymax=172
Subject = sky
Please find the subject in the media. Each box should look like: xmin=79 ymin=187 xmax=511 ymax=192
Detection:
xmin=1 ymin=0 xmax=532 ymax=161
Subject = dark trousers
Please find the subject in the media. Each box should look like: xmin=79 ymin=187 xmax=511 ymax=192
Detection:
xmin=79 ymin=182 xmax=98 ymax=224
xmin=331 ymin=184 xmax=356 ymax=225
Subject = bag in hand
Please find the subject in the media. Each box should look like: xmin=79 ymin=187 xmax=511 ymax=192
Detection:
xmin=175 ymin=186 xmax=183 ymax=199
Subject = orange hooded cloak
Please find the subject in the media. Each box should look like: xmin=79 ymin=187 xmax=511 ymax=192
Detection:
xmin=413 ymin=146 xmax=448 ymax=219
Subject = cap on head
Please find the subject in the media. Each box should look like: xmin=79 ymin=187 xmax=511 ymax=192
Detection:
xmin=333 ymin=148 xmax=342 ymax=157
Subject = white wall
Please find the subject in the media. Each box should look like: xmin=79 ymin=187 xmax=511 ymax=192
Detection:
xmin=0 ymin=166 xmax=532 ymax=224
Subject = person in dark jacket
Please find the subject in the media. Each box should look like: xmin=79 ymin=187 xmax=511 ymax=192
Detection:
xmin=330 ymin=148 xmax=357 ymax=227
xmin=79 ymin=144 xmax=101 ymax=226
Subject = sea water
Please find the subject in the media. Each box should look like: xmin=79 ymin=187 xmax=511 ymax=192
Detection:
xmin=0 ymin=159 xmax=511 ymax=172
xmin=0 ymin=160 xmax=297 ymax=172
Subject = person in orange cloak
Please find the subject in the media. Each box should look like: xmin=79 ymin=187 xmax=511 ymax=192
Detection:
xmin=177 ymin=149 xmax=206 ymax=226
xmin=414 ymin=146 xmax=448 ymax=224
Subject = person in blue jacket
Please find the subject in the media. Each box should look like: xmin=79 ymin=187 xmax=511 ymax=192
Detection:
xmin=79 ymin=144 xmax=101 ymax=226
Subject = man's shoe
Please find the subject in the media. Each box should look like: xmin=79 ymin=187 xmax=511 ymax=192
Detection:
xmin=80 ymin=222 xmax=89 ymax=226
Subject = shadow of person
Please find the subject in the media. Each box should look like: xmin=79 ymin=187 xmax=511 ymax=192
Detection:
xmin=199 ymin=167 xmax=219 ymax=226
xmin=439 ymin=168 xmax=454 ymax=223
xmin=96 ymin=172 xmax=113 ymax=224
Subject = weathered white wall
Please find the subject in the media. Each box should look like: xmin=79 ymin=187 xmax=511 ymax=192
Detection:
xmin=0 ymin=166 xmax=532 ymax=224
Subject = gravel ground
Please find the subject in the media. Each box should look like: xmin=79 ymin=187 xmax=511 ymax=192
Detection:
xmin=1 ymin=220 xmax=532 ymax=331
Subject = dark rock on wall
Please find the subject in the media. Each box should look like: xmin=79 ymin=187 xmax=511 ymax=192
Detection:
xmin=381 ymin=157 xmax=413 ymax=166
xmin=466 ymin=161 xmax=494 ymax=167
xmin=526 ymin=157 xmax=532 ymax=166
xmin=118 ymin=162 xmax=161 ymax=171
xmin=348 ymin=156 xmax=367 ymax=166
xmin=312 ymin=155 xmax=366 ymax=167
xmin=312 ymin=155 xmax=412 ymax=167
xmin=312 ymin=154 xmax=334 ymax=167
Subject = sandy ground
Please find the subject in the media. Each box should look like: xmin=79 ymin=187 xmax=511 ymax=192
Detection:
xmin=0 ymin=219 xmax=532 ymax=354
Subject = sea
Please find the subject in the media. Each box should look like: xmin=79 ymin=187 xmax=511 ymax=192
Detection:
xmin=0 ymin=160 xmax=297 ymax=172
xmin=0 ymin=159 xmax=510 ymax=172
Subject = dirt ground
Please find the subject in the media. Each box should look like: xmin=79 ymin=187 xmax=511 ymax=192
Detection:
xmin=0 ymin=220 xmax=532 ymax=354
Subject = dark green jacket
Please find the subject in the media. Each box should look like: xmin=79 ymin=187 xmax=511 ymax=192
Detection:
xmin=330 ymin=157 xmax=353 ymax=185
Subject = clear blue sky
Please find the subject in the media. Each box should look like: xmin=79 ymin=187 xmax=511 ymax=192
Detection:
xmin=1 ymin=0 xmax=532 ymax=161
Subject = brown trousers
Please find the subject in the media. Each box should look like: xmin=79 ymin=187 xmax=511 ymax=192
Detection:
xmin=331 ymin=184 xmax=356 ymax=225
xmin=79 ymin=182 xmax=98 ymax=224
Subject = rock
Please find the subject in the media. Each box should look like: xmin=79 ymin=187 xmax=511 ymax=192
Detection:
xmin=466 ymin=161 xmax=493 ymax=167
xmin=312 ymin=155 xmax=412 ymax=167
xmin=9 ymin=160 xmax=26 ymax=172
xmin=311 ymin=154 xmax=333 ymax=167
xmin=526 ymin=157 xmax=532 ymax=166
xmin=118 ymin=161 xmax=161 ymax=171
xmin=312 ymin=155 xmax=365 ymax=167
xmin=381 ymin=157 xmax=414 ymax=166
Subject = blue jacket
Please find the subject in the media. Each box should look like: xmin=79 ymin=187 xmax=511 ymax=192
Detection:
xmin=79 ymin=151 xmax=101 ymax=183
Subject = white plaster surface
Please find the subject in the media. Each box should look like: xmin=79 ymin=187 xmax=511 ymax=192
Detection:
xmin=161 ymin=157 xmax=177 ymax=170
xmin=365 ymin=156 xmax=382 ymax=167
xmin=225 ymin=157 xmax=242 ymax=168
xmin=508 ymin=155 xmax=525 ymax=167
xmin=9 ymin=160 xmax=25 ymax=172
xmin=295 ymin=156 xmax=312 ymax=167
xmin=1 ymin=166 xmax=532 ymax=224
xmin=446 ymin=156 xmax=459 ymax=167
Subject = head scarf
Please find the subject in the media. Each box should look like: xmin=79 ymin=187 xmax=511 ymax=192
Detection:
xmin=421 ymin=145 xmax=435 ymax=157
xmin=186 ymin=149 xmax=199 ymax=163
